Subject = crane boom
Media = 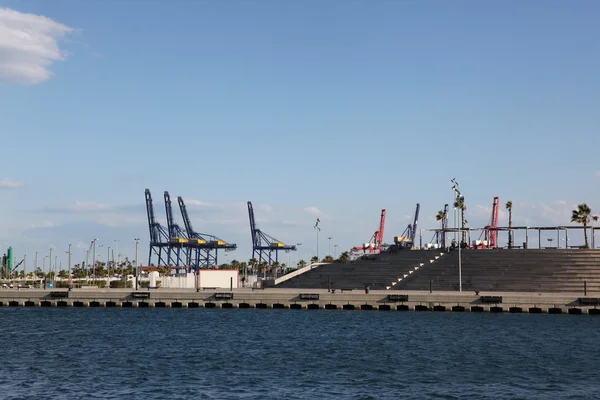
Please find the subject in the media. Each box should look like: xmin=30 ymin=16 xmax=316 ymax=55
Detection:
xmin=376 ymin=209 xmax=386 ymax=249
xmin=164 ymin=191 xmax=175 ymax=238
xmin=247 ymin=201 xmax=259 ymax=246
xmin=178 ymin=196 xmax=194 ymax=238
xmin=411 ymin=203 xmax=420 ymax=245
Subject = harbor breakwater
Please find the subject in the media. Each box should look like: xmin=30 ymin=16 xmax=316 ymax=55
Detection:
xmin=1 ymin=288 xmax=600 ymax=314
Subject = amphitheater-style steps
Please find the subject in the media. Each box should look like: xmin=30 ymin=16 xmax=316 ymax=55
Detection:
xmin=275 ymin=249 xmax=443 ymax=290
xmin=394 ymin=248 xmax=600 ymax=292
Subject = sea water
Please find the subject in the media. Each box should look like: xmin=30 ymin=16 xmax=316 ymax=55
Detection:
xmin=0 ymin=308 xmax=598 ymax=399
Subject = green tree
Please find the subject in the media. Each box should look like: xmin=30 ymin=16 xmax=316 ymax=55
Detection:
xmin=297 ymin=259 xmax=307 ymax=268
xmin=505 ymin=200 xmax=513 ymax=248
xmin=436 ymin=209 xmax=448 ymax=246
xmin=454 ymin=196 xmax=467 ymax=245
xmin=58 ymin=270 xmax=69 ymax=279
xmin=310 ymin=256 xmax=319 ymax=264
xmin=571 ymin=203 xmax=598 ymax=248
xmin=322 ymin=255 xmax=334 ymax=262
xmin=248 ymin=258 xmax=258 ymax=274
xmin=239 ymin=261 xmax=248 ymax=274
xmin=337 ymin=251 xmax=350 ymax=263
xmin=258 ymin=261 xmax=268 ymax=278
xmin=157 ymin=265 xmax=171 ymax=276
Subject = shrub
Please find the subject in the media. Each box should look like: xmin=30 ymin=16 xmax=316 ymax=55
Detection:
xmin=109 ymin=280 xmax=133 ymax=288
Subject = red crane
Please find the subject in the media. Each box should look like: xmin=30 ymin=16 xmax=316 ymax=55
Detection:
xmin=352 ymin=209 xmax=386 ymax=253
xmin=484 ymin=197 xmax=500 ymax=248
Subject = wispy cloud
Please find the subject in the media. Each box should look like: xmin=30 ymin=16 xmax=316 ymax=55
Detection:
xmin=0 ymin=178 xmax=24 ymax=188
xmin=0 ymin=7 xmax=74 ymax=84
xmin=304 ymin=206 xmax=322 ymax=216
xmin=43 ymin=201 xmax=111 ymax=213
xmin=29 ymin=220 xmax=56 ymax=229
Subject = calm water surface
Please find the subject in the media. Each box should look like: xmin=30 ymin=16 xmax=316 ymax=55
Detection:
xmin=0 ymin=309 xmax=598 ymax=399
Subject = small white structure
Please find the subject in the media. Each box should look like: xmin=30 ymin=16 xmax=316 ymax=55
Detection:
xmin=148 ymin=271 xmax=160 ymax=288
xmin=160 ymin=273 xmax=196 ymax=289
xmin=198 ymin=270 xmax=238 ymax=289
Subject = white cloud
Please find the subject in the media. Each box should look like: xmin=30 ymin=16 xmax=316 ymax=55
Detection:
xmin=184 ymin=199 xmax=216 ymax=208
xmin=257 ymin=204 xmax=273 ymax=213
xmin=0 ymin=8 xmax=73 ymax=84
xmin=73 ymin=201 xmax=110 ymax=211
xmin=29 ymin=220 xmax=56 ymax=229
xmin=0 ymin=178 xmax=24 ymax=188
xmin=304 ymin=206 xmax=322 ymax=216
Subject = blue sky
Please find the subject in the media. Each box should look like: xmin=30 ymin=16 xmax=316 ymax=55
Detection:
xmin=1 ymin=0 xmax=599 ymax=269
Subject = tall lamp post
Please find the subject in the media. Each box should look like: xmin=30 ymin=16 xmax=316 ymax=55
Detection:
xmin=452 ymin=178 xmax=463 ymax=292
xmin=314 ymin=219 xmax=321 ymax=262
xmin=327 ymin=237 xmax=333 ymax=257
xmin=134 ymin=238 xmax=140 ymax=290
xmin=67 ymin=244 xmax=72 ymax=280
xmin=296 ymin=243 xmax=302 ymax=267
xmin=49 ymin=247 xmax=53 ymax=277
xmin=92 ymin=239 xmax=98 ymax=281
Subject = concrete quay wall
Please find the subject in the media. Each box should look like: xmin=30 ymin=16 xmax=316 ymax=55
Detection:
xmin=0 ymin=289 xmax=599 ymax=315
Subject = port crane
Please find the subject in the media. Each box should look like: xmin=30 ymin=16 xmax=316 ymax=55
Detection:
xmin=177 ymin=196 xmax=236 ymax=269
xmin=247 ymin=201 xmax=297 ymax=265
xmin=145 ymin=189 xmax=171 ymax=267
xmin=394 ymin=203 xmax=420 ymax=248
xmin=474 ymin=197 xmax=500 ymax=248
xmin=352 ymin=209 xmax=386 ymax=253
xmin=164 ymin=191 xmax=188 ymax=269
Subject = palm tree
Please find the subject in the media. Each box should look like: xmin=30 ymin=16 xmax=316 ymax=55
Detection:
xmin=248 ymin=258 xmax=258 ymax=275
xmin=310 ymin=256 xmax=319 ymax=264
xmin=505 ymin=201 xmax=513 ymax=248
xmin=272 ymin=261 xmax=280 ymax=277
xmin=435 ymin=209 xmax=447 ymax=246
xmin=338 ymin=251 xmax=350 ymax=263
xmin=571 ymin=203 xmax=598 ymax=248
xmin=258 ymin=261 xmax=268 ymax=278
xmin=297 ymin=259 xmax=307 ymax=268
xmin=454 ymin=196 xmax=467 ymax=245
xmin=322 ymin=255 xmax=334 ymax=263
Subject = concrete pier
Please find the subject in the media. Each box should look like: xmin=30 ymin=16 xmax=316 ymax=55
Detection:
xmin=0 ymin=288 xmax=599 ymax=315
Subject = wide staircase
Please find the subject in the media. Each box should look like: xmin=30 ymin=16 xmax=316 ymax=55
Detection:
xmin=395 ymin=248 xmax=600 ymax=293
xmin=276 ymin=249 xmax=444 ymax=290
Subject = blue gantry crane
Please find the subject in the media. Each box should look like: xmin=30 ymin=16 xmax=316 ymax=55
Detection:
xmin=164 ymin=191 xmax=188 ymax=269
xmin=247 ymin=201 xmax=296 ymax=265
xmin=145 ymin=188 xmax=171 ymax=266
xmin=177 ymin=195 xmax=236 ymax=269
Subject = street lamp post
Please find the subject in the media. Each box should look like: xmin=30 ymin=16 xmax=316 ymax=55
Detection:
xmin=334 ymin=244 xmax=338 ymax=259
xmin=92 ymin=239 xmax=98 ymax=281
xmin=327 ymin=237 xmax=333 ymax=257
xmin=295 ymin=243 xmax=302 ymax=267
xmin=134 ymin=238 xmax=140 ymax=290
xmin=67 ymin=244 xmax=72 ymax=280
xmin=314 ymin=219 xmax=321 ymax=262
xmin=452 ymin=178 xmax=463 ymax=292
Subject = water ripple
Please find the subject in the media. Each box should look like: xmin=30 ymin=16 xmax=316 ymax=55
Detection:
xmin=1 ymin=309 xmax=599 ymax=399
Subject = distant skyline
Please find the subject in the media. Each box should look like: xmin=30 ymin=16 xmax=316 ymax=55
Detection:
xmin=1 ymin=0 xmax=599 ymax=269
